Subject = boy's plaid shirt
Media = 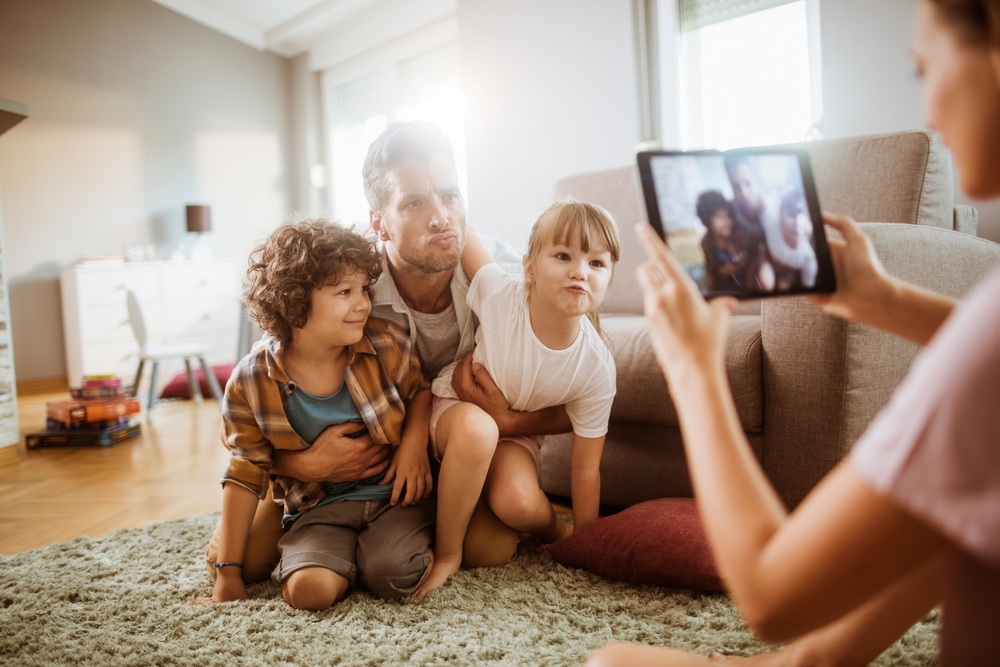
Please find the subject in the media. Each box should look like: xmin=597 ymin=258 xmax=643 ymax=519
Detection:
xmin=220 ymin=317 xmax=426 ymax=515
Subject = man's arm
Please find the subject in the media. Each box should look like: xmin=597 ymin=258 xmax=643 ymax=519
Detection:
xmin=451 ymin=348 xmax=573 ymax=436
xmin=269 ymin=423 xmax=391 ymax=483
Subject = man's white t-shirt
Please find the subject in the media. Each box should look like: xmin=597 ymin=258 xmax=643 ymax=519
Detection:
xmin=432 ymin=264 xmax=616 ymax=438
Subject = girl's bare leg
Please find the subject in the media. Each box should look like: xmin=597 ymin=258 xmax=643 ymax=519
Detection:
xmin=708 ymin=553 xmax=942 ymax=667
xmin=415 ymin=402 xmax=498 ymax=598
xmin=484 ymin=442 xmax=571 ymax=543
xmin=282 ymin=567 xmax=350 ymax=611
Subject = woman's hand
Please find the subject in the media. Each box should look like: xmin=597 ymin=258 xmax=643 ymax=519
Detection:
xmin=635 ymin=224 xmax=737 ymax=386
xmin=807 ymin=214 xmax=895 ymax=322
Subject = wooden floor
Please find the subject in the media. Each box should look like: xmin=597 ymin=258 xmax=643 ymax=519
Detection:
xmin=0 ymin=392 xmax=228 ymax=555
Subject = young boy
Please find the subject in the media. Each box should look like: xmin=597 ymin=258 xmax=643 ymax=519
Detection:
xmin=203 ymin=219 xmax=435 ymax=610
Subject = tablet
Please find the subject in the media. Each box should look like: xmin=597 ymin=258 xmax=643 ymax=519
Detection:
xmin=637 ymin=148 xmax=836 ymax=299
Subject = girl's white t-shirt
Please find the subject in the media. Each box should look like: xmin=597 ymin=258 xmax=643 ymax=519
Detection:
xmin=432 ymin=263 xmax=616 ymax=438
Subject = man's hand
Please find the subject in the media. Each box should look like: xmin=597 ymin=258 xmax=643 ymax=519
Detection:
xmin=451 ymin=348 xmax=573 ymax=437
xmin=451 ymin=348 xmax=513 ymax=427
xmin=271 ymin=422 xmax=390 ymax=483
xmin=381 ymin=443 xmax=433 ymax=507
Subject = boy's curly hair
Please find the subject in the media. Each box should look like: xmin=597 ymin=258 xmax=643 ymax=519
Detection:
xmin=244 ymin=219 xmax=382 ymax=346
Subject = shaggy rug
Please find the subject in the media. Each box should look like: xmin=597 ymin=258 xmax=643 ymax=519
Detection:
xmin=0 ymin=513 xmax=938 ymax=666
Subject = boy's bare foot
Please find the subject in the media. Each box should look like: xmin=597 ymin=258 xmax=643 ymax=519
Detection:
xmin=414 ymin=554 xmax=460 ymax=599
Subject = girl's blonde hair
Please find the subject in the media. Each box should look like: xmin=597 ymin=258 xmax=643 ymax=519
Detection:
xmin=524 ymin=200 xmax=622 ymax=339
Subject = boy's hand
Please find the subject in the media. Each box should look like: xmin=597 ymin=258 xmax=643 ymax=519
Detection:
xmin=195 ymin=569 xmax=248 ymax=605
xmin=382 ymin=444 xmax=433 ymax=507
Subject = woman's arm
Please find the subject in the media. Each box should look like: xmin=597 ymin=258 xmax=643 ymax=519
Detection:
xmin=809 ymin=215 xmax=955 ymax=345
xmin=635 ymin=224 xmax=943 ymax=642
xmin=461 ymin=227 xmax=495 ymax=280
xmin=570 ymin=434 xmax=605 ymax=530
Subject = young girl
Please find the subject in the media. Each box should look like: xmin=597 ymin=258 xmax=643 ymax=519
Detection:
xmin=415 ymin=201 xmax=621 ymax=597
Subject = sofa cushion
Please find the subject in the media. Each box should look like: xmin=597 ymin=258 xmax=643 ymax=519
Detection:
xmin=761 ymin=224 xmax=1000 ymax=508
xmin=543 ymin=497 xmax=724 ymax=592
xmin=603 ymin=314 xmax=763 ymax=433
xmin=555 ymin=167 xmax=647 ymax=315
xmin=804 ymin=131 xmax=953 ymax=229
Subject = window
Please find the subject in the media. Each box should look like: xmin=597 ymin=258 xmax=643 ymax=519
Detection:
xmin=331 ymin=73 xmax=387 ymax=229
xmin=325 ymin=41 xmax=467 ymax=229
xmin=676 ymin=0 xmax=822 ymax=150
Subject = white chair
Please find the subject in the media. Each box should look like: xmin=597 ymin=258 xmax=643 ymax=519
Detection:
xmin=127 ymin=290 xmax=223 ymax=420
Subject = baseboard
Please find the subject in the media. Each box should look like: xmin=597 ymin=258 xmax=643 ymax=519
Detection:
xmin=16 ymin=376 xmax=69 ymax=395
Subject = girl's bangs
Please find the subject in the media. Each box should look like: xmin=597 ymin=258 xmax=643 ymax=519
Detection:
xmin=537 ymin=203 xmax=621 ymax=260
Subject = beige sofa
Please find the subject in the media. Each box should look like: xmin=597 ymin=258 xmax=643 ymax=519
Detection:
xmin=539 ymin=131 xmax=1000 ymax=510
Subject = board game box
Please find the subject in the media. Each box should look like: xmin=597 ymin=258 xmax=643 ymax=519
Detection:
xmin=25 ymin=421 xmax=142 ymax=449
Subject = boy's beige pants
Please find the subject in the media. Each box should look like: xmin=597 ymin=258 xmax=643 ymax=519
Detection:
xmin=205 ymin=487 xmax=520 ymax=583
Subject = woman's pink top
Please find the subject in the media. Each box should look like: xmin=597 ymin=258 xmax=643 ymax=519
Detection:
xmin=852 ymin=268 xmax=1000 ymax=666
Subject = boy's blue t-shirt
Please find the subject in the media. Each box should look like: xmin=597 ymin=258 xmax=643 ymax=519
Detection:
xmin=281 ymin=382 xmax=392 ymax=528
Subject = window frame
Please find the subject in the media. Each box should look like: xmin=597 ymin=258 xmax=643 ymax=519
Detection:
xmin=319 ymin=17 xmax=460 ymax=222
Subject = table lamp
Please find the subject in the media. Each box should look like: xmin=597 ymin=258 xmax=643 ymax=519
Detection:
xmin=186 ymin=204 xmax=214 ymax=260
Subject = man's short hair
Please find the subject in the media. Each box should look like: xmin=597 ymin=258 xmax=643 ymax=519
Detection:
xmin=362 ymin=121 xmax=456 ymax=214
xmin=244 ymin=219 xmax=382 ymax=347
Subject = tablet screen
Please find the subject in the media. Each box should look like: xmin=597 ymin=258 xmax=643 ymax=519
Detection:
xmin=638 ymin=149 xmax=835 ymax=299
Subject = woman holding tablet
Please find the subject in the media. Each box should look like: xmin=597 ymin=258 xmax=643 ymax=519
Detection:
xmin=587 ymin=0 xmax=1000 ymax=665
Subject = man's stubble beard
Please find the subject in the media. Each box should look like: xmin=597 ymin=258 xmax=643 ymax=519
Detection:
xmin=395 ymin=228 xmax=465 ymax=275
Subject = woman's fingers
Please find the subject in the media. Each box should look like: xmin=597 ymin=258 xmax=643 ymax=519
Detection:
xmin=821 ymin=212 xmax=863 ymax=242
xmin=636 ymin=224 xmax=689 ymax=284
xmin=712 ymin=296 xmax=739 ymax=316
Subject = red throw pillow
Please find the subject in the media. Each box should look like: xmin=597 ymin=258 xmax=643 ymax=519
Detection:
xmin=158 ymin=363 xmax=235 ymax=400
xmin=543 ymin=497 xmax=725 ymax=592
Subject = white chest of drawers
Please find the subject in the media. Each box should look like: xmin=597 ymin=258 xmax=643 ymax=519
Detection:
xmin=60 ymin=259 xmax=244 ymax=392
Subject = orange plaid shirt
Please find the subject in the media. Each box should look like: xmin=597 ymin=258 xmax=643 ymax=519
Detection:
xmin=219 ymin=317 xmax=426 ymax=515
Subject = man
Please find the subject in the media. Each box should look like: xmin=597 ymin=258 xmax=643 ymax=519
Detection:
xmin=206 ymin=121 xmax=572 ymax=581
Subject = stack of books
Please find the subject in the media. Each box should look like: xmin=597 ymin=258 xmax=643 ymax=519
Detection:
xmin=26 ymin=375 xmax=143 ymax=449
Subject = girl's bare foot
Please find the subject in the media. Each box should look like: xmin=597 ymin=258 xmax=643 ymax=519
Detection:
xmin=414 ymin=551 xmax=459 ymax=599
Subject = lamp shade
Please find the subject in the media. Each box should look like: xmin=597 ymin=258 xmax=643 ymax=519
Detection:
xmin=186 ymin=205 xmax=211 ymax=233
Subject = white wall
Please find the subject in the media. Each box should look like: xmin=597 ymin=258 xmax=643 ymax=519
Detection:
xmin=819 ymin=0 xmax=1000 ymax=243
xmin=0 ymin=0 xmax=292 ymax=381
xmin=457 ymin=0 xmax=641 ymax=248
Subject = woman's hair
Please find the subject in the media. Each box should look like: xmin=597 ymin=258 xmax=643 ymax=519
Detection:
xmin=928 ymin=0 xmax=1000 ymax=47
xmin=524 ymin=200 xmax=622 ymax=338
xmin=695 ymin=190 xmax=735 ymax=234
xmin=244 ymin=219 xmax=382 ymax=346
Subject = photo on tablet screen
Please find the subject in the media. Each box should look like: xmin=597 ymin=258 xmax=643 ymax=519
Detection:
xmin=646 ymin=152 xmax=821 ymax=296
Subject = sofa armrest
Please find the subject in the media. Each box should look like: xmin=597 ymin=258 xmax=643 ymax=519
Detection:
xmin=954 ymin=204 xmax=978 ymax=235
xmin=762 ymin=224 xmax=1000 ymax=508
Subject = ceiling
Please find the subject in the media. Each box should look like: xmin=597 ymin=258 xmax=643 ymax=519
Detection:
xmin=150 ymin=0 xmax=387 ymax=57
